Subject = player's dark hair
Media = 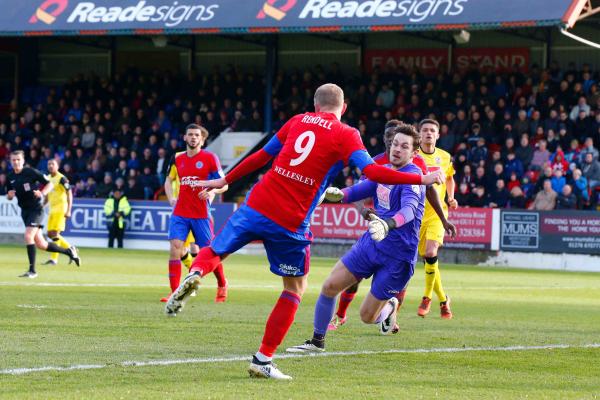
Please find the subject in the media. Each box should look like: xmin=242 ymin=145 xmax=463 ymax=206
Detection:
xmin=185 ymin=124 xmax=209 ymax=139
xmin=383 ymin=119 xmax=404 ymax=151
xmin=10 ymin=150 xmax=25 ymax=158
xmin=418 ymin=118 xmax=440 ymax=131
xmin=389 ymin=123 xmax=421 ymax=151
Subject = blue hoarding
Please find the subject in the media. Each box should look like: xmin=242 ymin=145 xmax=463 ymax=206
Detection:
xmin=64 ymin=198 xmax=236 ymax=241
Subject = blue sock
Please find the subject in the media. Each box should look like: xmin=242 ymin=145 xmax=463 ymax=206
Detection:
xmin=313 ymin=293 xmax=337 ymax=338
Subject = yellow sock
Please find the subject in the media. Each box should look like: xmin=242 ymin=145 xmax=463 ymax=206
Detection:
xmin=423 ymin=261 xmax=437 ymax=299
xmin=55 ymin=235 xmax=71 ymax=250
xmin=433 ymin=265 xmax=447 ymax=303
xmin=181 ymin=252 xmax=193 ymax=269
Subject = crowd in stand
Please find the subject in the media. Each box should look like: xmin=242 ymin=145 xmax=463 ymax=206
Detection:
xmin=1 ymin=61 xmax=599 ymax=210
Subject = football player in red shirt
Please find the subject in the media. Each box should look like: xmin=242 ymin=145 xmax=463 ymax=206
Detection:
xmin=163 ymin=125 xmax=228 ymax=303
xmin=165 ymin=84 xmax=443 ymax=379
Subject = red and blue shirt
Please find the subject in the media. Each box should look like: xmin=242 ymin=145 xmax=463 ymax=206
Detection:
xmin=246 ymin=112 xmax=374 ymax=233
xmin=167 ymin=150 xmax=224 ymax=219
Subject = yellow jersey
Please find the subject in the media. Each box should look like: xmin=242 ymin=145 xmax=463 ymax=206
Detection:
xmin=47 ymin=172 xmax=71 ymax=214
xmin=418 ymin=147 xmax=455 ymax=221
xmin=167 ymin=152 xmax=183 ymax=198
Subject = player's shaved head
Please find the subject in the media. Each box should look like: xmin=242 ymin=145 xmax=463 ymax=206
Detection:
xmin=314 ymin=83 xmax=344 ymax=111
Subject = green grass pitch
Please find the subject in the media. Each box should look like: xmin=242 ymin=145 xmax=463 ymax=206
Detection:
xmin=0 ymin=244 xmax=599 ymax=399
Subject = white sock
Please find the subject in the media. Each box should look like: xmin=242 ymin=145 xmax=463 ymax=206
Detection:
xmin=374 ymin=301 xmax=393 ymax=324
xmin=255 ymin=351 xmax=272 ymax=363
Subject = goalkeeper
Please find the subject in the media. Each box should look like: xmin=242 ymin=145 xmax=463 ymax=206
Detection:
xmin=287 ymin=124 xmax=426 ymax=353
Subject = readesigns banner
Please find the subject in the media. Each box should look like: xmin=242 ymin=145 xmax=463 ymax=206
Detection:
xmin=0 ymin=0 xmax=579 ymax=36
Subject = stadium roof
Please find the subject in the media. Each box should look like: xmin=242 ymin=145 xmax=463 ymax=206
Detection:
xmin=0 ymin=0 xmax=593 ymax=37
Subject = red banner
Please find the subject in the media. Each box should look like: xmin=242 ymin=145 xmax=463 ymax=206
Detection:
xmin=311 ymin=204 xmax=493 ymax=249
xmin=454 ymin=47 xmax=529 ymax=73
xmin=365 ymin=48 xmax=448 ymax=74
xmin=444 ymin=207 xmax=493 ymax=249
xmin=310 ymin=204 xmax=369 ymax=242
xmin=364 ymin=48 xmax=529 ymax=73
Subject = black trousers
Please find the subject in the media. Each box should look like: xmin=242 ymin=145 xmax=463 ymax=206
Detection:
xmin=108 ymin=222 xmax=124 ymax=248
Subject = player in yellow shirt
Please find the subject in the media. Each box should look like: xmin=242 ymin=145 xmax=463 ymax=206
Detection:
xmin=43 ymin=158 xmax=74 ymax=265
xmin=159 ymin=151 xmax=228 ymax=303
xmin=417 ymin=119 xmax=457 ymax=319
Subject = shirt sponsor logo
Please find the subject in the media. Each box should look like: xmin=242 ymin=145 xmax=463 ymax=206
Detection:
xmin=180 ymin=176 xmax=204 ymax=188
xmin=376 ymin=184 xmax=391 ymax=209
xmin=256 ymin=0 xmax=297 ymax=20
xmin=298 ymin=0 xmax=467 ymax=23
xmin=29 ymin=0 xmax=69 ymax=24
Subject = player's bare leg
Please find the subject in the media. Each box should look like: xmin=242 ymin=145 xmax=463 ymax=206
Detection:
xmin=359 ymin=292 xmax=399 ymax=335
xmin=287 ymin=260 xmax=358 ymax=353
xmin=249 ymin=275 xmax=307 ymax=380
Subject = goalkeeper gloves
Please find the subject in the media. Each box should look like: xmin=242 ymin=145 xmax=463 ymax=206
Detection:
xmin=367 ymin=214 xmax=397 ymax=242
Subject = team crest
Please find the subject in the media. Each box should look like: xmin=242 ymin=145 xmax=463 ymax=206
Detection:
xmin=435 ymin=157 xmax=441 ymax=165
xmin=196 ymin=161 xmax=204 ymax=169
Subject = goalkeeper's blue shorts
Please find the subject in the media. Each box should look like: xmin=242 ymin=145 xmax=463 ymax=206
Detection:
xmin=341 ymin=234 xmax=414 ymax=301
xmin=211 ymin=205 xmax=313 ymax=277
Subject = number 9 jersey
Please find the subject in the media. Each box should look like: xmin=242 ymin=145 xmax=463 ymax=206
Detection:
xmin=246 ymin=112 xmax=374 ymax=234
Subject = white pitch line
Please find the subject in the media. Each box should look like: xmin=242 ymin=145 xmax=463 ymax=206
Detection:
xmin=0 ymin=282 xmax=279 ymax=289
xmin=2 ymin=343 xmax=599 ymax=376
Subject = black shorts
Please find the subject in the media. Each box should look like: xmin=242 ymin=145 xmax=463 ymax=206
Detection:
xmin=21 ymin=208 xmax=45 ymax=228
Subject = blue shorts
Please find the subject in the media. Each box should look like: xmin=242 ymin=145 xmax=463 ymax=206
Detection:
xmin=168 ymin=215 xmax=212 ymax=247
xmin=341 ymin=234 xmax=414 ymax=301
xmin=211 ymin=205 xmax=312 ymax=277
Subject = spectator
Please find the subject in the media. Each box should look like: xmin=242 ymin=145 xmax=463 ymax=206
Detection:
xmin=103 ymin=187 xmax=131 ymax=249
xmin=504 ymin=152 xmax=524 ymax=179
xmin=581 ymin=152 xmax=600 ymax=191
xmin=530 ymin=140 xmax=551 ymax=171
xmin=469 ymin=186 xmax=488 ymax=208
xmin=469 ymin=137 xmax=488 ymax=167
xmin=569 ymin=96 xmax=591 ymax=120
xmin=551 ymin=149 xmax=569 ymax=173
xmin=96 ymin=174 xmax=114 ymax=198
xmin=551 ymin=169 xmax=566 ymax=194
xmin=508 ymin=186 xmax=526 ymax=209
xmin=571 ymin=168 xmax=589 ymax=205
xmin=556 ymin=184 xmax=577 ymax=209
xmin=580 ymin=137 xmax=599 ymax=161
xmin=124 ymin=176 xmax=144 ymax=200
xmin=529 ymin=180 xmax=557 ymax=210
xmin=454 ymin=182 xmax=470 ymax=206
xmin=488 ymin=179 xmax=510 ymax=208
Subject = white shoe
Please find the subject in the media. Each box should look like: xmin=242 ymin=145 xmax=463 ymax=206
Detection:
xmin=68 ymin=246 xmax=81 ymax=267
xmin=42 ymin=259 xmax=57 ymax=266
xmin=165 ymin=272 xmax=201 ymax=316
xmin=380 ymin=297 xmax=399 ymax=335
xmin=248 ymin=359 xmax=292 ymax=380
xmin=286 ymin=340 xmax=325 ymax=353
xmin=19 ymin=271 xmax=38 ymax=279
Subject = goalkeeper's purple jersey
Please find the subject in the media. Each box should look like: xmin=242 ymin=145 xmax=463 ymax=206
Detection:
xmin=346 ymin=163 xmax=425 ymax=263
